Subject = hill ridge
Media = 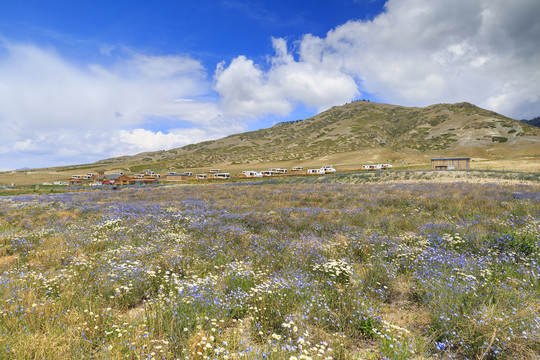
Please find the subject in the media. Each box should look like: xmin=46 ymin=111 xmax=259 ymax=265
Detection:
xmin=10 ymin=101 xmax=540 ymax=174
xmin=102 ymin=100 xmax=536 ymax=171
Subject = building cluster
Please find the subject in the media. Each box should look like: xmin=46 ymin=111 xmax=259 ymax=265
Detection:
xmin=67 ymin=169 xmax=161 ymax=186
xmin=240 ymin=165 xmax=341 ymax=178
xmin=361 ymin=164 xmax=393 ymax=171
xmin=64 ymin=165 xmax=342 ymax=186
xmin=41 ymin=157 xmax=473 ymax=187
xmin=59 ymin=159 xmax=473 ymax=186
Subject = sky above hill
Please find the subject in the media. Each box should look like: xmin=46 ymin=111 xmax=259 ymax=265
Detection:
xmin=1 ymin=0 xmax=539 ymax=171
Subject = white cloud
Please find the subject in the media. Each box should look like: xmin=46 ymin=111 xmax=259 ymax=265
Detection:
xmin=0 ymin=40 xmax=242 ymax=170
xmin=116 ymin=120 xmax=245 ymax=156
xmin=214 ymin=0 xmax=540 ymax=119
xmin=0 ymin=41 xmax=212 ymax=133
xmin=325 ymin=0 xmax=540 ymax=118
xmin=12 ymin=139 xmax=35 ymax=152
xmin=214 ymin=55 xmax=294 ymax=118
xmin=118 ymin=129 xmax=201 ymax=154
xmin=214 ymin=37 xmax=359 ymax=118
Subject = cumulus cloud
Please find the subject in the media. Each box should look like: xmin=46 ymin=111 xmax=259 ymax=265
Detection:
xmin=214 ymin=0 xmax=540 ymax=119
xmin=334 ymin=0 xmax=540 ymax=118
xmin=0 ymin=41 xmax=211 ymax=133
xmin=0 ymin=41 xmax=239 ymax=170
xmin=116 ymin=118 xmax=245 ymax=156
xmin=214 ymin=37 xmax=359 ymax=118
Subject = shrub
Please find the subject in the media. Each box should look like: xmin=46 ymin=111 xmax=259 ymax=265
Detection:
xmin=491 ymin=136 xmax=508 ymax=143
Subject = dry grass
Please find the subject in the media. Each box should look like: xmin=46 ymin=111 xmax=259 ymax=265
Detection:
xmin=1 ymin=153 xmax=539 ymax=186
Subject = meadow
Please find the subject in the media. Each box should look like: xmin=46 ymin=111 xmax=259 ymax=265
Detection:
xmin=0 ymin=180 xmax=539 ymax=359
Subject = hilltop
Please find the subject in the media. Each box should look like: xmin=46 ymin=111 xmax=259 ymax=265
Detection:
xmin=1 ymin=101 xmax=539 ymax=185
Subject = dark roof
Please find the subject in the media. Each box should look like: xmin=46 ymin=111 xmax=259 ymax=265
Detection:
xmin=105 ymin=174 xmax=123 ymax=180
xmin=95 ymin=173 xmax=124 ymax=181
xmin=430 ymin=157 xmax=470 ymax=160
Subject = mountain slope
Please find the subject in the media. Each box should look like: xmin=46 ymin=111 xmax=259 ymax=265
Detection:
xmin=523 ymin=116 xmax=540 ymax=128
xmin=96 ymin=101 xmax=539 ymax=171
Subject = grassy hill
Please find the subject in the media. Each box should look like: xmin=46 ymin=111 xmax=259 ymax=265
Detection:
xmin=1 ymin=101 xmax=539 ymax=185
xmin=98 ymin=101 xmax=539 ymax=170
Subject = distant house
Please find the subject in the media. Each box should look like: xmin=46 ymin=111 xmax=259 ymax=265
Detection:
xmin=111 ymin=174 xmax=132 ymax=185
xmin=214 ymin=173 xmax=230 ymax=179
xmin=322 ymin=166 xmax=336 ymax=173
xmin=166 ymin=174 xmax=188 ymax=181
xmin=431 ymin=157 xmax=470 ymax=170
xmin=94 ymin=173 xmax=132 ymax=186
xmin=242 ymin=171 xmax=262 ymax=178
xmin=69 ymin=173 xmax=96 ymax=184
xmin=362 ymin=165 xmax=381 ymax=171
xmin=131 ymin=177 xmax=159 ymax=185
xmin=68 ymin=179 xmax=83 ymax=186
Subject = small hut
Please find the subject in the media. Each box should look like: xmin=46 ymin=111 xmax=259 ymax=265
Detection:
xmin=431 ymin=157 xmax=470 ymax=170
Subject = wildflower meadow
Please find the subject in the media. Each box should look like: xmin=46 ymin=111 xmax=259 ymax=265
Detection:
xmin=0 ymin=180 xmax=539 ymax=359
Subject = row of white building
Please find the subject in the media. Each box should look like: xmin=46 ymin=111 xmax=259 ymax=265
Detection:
xmin=66 ymin=163 xmax=394 ymax=185
xmin=146 ymin=163 xmax=393 ymax=180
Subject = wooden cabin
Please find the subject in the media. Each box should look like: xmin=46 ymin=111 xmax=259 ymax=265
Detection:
xmin=111 ymin=174 xmax=132 ymax=185
xmin=68 ymin=179 xmax=83 ymax=186
xmin=131 ymin=178 xmax=160 ymax=185
xmin=431 ymin=157 xmax=470 ymax=170
xmin=166 ymin=174 xmax=188 ymax=181
xmin=94 ymin=173 xmax=132 ymax=186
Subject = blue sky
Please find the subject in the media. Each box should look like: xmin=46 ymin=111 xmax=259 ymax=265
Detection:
xmin=1 ymin=0 xmax=539 ymax=171
xmin=1 ymin=1 xmax=385 ymax=67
